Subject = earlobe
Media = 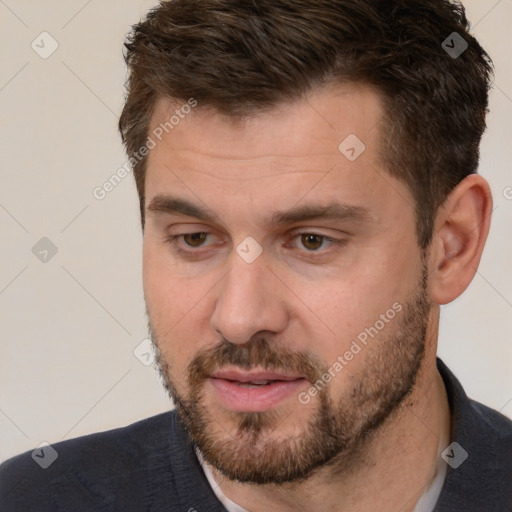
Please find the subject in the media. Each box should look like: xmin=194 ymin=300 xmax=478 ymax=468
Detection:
xmin=428 ymin=174 xmax=493 ymax=305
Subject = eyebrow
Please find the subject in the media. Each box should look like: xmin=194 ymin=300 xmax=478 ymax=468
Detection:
xmin=147 ymin=195 xmax=218 ymax=221
xmin=146 ymin=195 xmax=373 ymax=226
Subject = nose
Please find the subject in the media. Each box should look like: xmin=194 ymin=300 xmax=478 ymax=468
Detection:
xmin=210 ymin=251 xmax=289 ymax=345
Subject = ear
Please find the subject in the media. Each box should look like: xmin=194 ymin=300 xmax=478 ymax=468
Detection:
xmin=428 ymin=174 xmax=493 ymax=305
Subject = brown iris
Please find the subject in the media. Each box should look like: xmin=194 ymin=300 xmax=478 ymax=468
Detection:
xmin=184 ymin=233 xmax=208 ymax=247
xmin=301 ymin=234 xmax=324 ymax=251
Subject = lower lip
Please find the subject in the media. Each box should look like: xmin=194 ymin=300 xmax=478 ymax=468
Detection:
xmin=209 ymin=378 xmax=307 ymax=412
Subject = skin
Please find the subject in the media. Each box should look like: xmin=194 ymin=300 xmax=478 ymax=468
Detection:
xmin=142 ymin=83 xmax=492 ymax=512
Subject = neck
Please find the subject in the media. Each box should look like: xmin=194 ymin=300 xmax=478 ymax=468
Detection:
xmin=206 ymin=328 xmax=451 ymax=512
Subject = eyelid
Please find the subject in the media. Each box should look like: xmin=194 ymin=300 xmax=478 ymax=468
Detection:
xmin=287 ymin=227 xmax=346 ymax=238
xmin=164 ymin=231 xmax=217 ymax=248
xmin=164 ymin=228 xmax=342 ymax=242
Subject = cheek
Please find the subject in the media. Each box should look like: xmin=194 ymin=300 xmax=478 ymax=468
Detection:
xmin=143 ymin=241 xmax=219 ymax=379
xmin=143 ymin=242 xmax=170 ymax=321
xmin=143 ymin=236 xmax=192 ymax=320
xmin=143 ymin=245 xmax=192 ymax=362
xmin=294 ymin=245 xmax=418 ymax=369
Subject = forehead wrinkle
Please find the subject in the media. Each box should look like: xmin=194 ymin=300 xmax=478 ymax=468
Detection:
xmin=152 ymin=150 xmax=339 ymax=184
xmin=178 ymin=168 xmax=330 ymax=182
xmin=162 ymin=145 xmax=339 ymax=162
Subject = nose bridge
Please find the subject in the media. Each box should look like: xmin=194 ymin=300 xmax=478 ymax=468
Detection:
xmin=211 ymin=251 xmax=288 ymax=344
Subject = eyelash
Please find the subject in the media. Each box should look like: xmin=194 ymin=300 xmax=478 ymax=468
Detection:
xmin=163 ymin=231 xmax=346 ymax=257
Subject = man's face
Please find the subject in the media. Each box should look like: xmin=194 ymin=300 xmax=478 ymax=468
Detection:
xmin=143 ymin=84 xmax=432 ymax=483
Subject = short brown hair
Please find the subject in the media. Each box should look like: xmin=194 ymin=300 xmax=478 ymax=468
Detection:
xmin=118 ymin=0 xmax=493 ymax=248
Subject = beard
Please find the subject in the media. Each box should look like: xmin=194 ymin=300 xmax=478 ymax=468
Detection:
xmin=148 ymin=261 xmax=430 ymax=485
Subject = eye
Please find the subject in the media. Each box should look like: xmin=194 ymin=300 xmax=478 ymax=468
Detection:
xmin=163 ymin=230 xmax=345 ymax=258
xmin=163 ymin=232 xmax=214 ymax=251
xmin=290 ymin=232 xmax=344 ymax=253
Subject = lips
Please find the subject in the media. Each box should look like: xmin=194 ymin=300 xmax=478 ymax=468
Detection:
xmin=208 ymin=369 xmax=308 ymax=412
xmin=210 ymin=369 xmax=304 ymax=384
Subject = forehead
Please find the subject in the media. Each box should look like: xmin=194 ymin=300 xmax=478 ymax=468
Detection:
xmin=144 ymin=83 xmax=413 ymax=228
xmin=148 ymin=83 xmax=383 ymax=168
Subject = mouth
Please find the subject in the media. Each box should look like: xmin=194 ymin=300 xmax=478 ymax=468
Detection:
xmin=208 ymin=369 xmax=308 ymax=412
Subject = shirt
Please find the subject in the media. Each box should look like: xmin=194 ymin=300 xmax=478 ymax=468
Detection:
xmin=1 ymin=358 xmax=511 ymax=511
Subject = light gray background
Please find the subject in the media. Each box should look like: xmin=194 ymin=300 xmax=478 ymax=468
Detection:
xmin=1 ymin=0 xmax=511 ymax=462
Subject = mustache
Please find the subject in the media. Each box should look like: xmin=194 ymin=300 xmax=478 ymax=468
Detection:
xmin=187 ymin=336 xmax=327 ymax=387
